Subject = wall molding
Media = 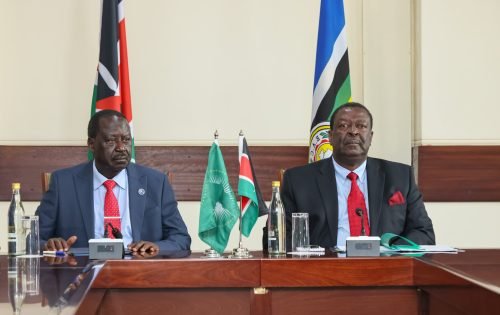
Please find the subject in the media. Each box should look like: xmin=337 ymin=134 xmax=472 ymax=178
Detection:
xmin=413 ymin=146 xmax=500 ymax=202
xmin=1 ymin=145 xmax=498 ymax=202
xmin=0 ymin=146 xmax=308 ymax=202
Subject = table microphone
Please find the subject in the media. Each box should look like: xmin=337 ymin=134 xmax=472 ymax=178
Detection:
xmin=107 ymin=222 xmax=123 ymax=239
xmin=347 ymin=209 xmax=379 ymax=256
xmin=356 ymin=208 xmax=366 ymax=236
xmin=90 ymin=224 xmax=124 ymax=259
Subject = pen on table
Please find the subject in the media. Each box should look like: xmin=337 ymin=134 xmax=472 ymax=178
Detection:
xmin=43 ymin=250 xmax=68 ymax=256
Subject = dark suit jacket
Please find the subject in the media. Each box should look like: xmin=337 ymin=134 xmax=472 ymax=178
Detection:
xmin=36 ymin=162 xmax=191 ymax=251
xmin=281 ymin=157 xmax=435 ymax=250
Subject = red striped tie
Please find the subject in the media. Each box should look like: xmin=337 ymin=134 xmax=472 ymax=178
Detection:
xmin=103 ymin=180 xmax=121 ymax=238
xmin=347 ymin=172 xmax=370 ymax=236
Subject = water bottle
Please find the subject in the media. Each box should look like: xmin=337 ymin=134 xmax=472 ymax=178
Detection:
xmin=267 ymin=181 xmax=286 ymax=255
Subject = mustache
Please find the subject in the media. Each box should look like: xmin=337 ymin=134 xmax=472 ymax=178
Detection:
xmin=112 ymin=153 xmax=130 ymax=159
xmin=344 ymin=137 xmax=364 ymax=145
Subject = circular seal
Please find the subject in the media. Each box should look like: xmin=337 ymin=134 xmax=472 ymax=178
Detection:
xmin=309 ymin=122 xmax=333 ymax=162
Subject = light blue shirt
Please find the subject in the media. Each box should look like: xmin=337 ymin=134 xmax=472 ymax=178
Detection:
xmin=93 ymin=162 xmax=133 ymax=247
xmin=332 ymin=158 xmax=370 ymax=247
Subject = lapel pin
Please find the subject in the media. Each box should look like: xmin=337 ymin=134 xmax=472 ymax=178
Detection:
xmin=138 ymin=188 xmax=146 ymax=196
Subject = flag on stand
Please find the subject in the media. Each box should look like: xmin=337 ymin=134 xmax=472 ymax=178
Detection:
xmin=238 ymin=134 xmax=268 ymax=237
xmin=309 ymin=0 xmax=352 ymax=162
xmin=90 ymin=0 xmax=135 ymax=161
xmin=199 ymin=140 xmax=240 ymax=254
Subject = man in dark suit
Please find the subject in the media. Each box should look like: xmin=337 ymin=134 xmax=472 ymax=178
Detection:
xmin=37 ymin=110 xmax=191 ymax=252
xmin=282 ymin=102 xmax=434 ymax=250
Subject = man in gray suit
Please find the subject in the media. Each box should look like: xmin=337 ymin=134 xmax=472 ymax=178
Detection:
xmin=282 ymin=102 xmax=434 ymax=250
xmin=37 ymin=110 xmax=191 ymax=253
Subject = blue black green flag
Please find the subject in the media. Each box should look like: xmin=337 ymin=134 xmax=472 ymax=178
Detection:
xmin=309 ymin=0 xmax=352 ymax=162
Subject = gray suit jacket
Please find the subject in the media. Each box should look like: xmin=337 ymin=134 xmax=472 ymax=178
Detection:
xmin=281 ymin=157 xmax=435 ymax=250
xmin=36 ymin=162 xmax=191 ymax=251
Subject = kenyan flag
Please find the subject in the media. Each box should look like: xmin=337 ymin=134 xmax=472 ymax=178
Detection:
xmin=238 ymin=134 xmax=268 ymax=237
xmin=90 ymin=0 xmax=135 ymax=161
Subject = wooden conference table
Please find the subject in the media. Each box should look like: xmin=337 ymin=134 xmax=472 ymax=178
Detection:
xmin=1 ymin=249 xmax=500 ymax=315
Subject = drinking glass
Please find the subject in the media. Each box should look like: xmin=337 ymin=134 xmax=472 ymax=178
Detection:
xmin=22 ymin=216 xmax=40 ymax=257
xmin=291 ymin=213 xmax=310 ymax=252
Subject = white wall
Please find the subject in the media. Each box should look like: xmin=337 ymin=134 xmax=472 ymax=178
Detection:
xmin=414 ymin=0 xmax=500 ymax=248
xmin=1 ymin=0 xmax=499 ymax=252
xmin=1 ymin=0 xmax=408 ymax=150
xmin=415 ymin=0 xmax=500 ymax=145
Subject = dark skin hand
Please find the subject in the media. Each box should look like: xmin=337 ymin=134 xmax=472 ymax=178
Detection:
xmin=128 ymin=241 xmax=159 ymax=253
xmin=45 ymin=235 xmax=78 ymax=251
xmin=131 ymin=249 xmax=159 ymax=259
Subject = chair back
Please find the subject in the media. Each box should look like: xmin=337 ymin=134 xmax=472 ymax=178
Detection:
xmin=41 ymin=172 xmax=51 ymax=193
xmin=278 ymin=168 xmax=286 ymax=186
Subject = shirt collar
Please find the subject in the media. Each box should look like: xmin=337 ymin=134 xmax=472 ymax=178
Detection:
xmin=331 ymin=157 xmax=367 ymax=183
xmin=92 ymin=161 xmax=128 ymax=190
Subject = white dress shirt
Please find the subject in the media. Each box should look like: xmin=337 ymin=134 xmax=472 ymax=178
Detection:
xmin=332 ymin=158 xmax=370 ymax=247
xmin=93 ymin=162 xmax=133 ymax=246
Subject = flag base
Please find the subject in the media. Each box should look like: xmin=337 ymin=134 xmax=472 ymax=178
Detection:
xmin=227 ymin=246 xmax=253 ymax=259
xmin=202 ymin=248 xmax=221 ymax=258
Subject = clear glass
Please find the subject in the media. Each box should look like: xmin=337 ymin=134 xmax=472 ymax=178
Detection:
xmin=267 ymin=185 xmax=286 ymax=255
xmin=292 ymin=213 xmax=310 ymax=251
xmin=8 ymin=256 xmax=26 ymax=315
xmin=21 ymin=216 xmax=40 ymax=257
xmin=23 ymin=257 xmax=40 ymax=296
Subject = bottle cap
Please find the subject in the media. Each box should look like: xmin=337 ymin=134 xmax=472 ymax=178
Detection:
xmin=272 ymin=181 xmax=280 ymax=187
xmin=12 ymin=183 xmax=21 ymax=190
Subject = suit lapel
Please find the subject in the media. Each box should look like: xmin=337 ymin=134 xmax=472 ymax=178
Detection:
xmin=127 ymin=164 xmax=147 ymax=242
xmin=316 ymin=159 xmax=339 ymax=245
xmin=367 ymin=158 xmax=384 ymax=235
xmin=74 ymin=162 xmax=94 ymax=241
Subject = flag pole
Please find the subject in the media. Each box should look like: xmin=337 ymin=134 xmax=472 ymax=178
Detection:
xmin=238 ymin=130 xmax=244 ymax=248
xmin=202 ymin=130 xmax=222 ymax=259
xmin=239 ymin=195 xmax=243 ymax=248
xmin=229 ymin=130 xmax=252 ymax=259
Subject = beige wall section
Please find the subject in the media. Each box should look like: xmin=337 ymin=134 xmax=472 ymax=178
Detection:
xmin=414 ymin=0 xmax=500 ymax=248
xmin=0 ymin=0 xmax=357 ymax=146
xmin=414 ymin=0 xmax=500 ymax=145
xmin=362 ymin=0 xmax=412 ymax=164
xmin=0 ymin=0 xmax=370 ymax=146
xmin=427 ymin=203 xmax=500 ymax=249
xmin=1 ymin=1 xmax=499 ymax=251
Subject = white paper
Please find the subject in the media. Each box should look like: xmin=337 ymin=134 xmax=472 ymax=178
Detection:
xmin=380 ymin=245 xmax=458 ymax=253
xmin=336 ymin=245 xmax=458 ymax=254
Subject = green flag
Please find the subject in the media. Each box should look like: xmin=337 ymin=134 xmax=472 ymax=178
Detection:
xmin=199 ymin=140 xmax=240 ymax=253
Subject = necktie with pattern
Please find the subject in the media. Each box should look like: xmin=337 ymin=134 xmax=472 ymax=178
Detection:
xmin=347 ymin=172 xmax=370 ymax=236
xmin=103 ymin=179 xmax=121 ymax=238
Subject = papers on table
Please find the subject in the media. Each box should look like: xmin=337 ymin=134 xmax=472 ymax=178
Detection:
xmin=288 ymin=246 xmax=326 ymax=256
xmin=335 ymin=245 xmax=459 ymax=255
xmin=381 ymin=245 xmax=459 ymax=254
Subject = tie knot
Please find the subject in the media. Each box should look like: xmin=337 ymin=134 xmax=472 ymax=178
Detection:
xmin=104 ymin=180 xmax=116 ymax=191
xmin=347 ymin=172 xmax=358 ymax=181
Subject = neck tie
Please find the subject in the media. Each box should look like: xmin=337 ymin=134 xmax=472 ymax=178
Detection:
xmin=103 ymin=180 xmax=121 ymax=239
xmin=347 ymin=172 xmax=370 ymax=236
